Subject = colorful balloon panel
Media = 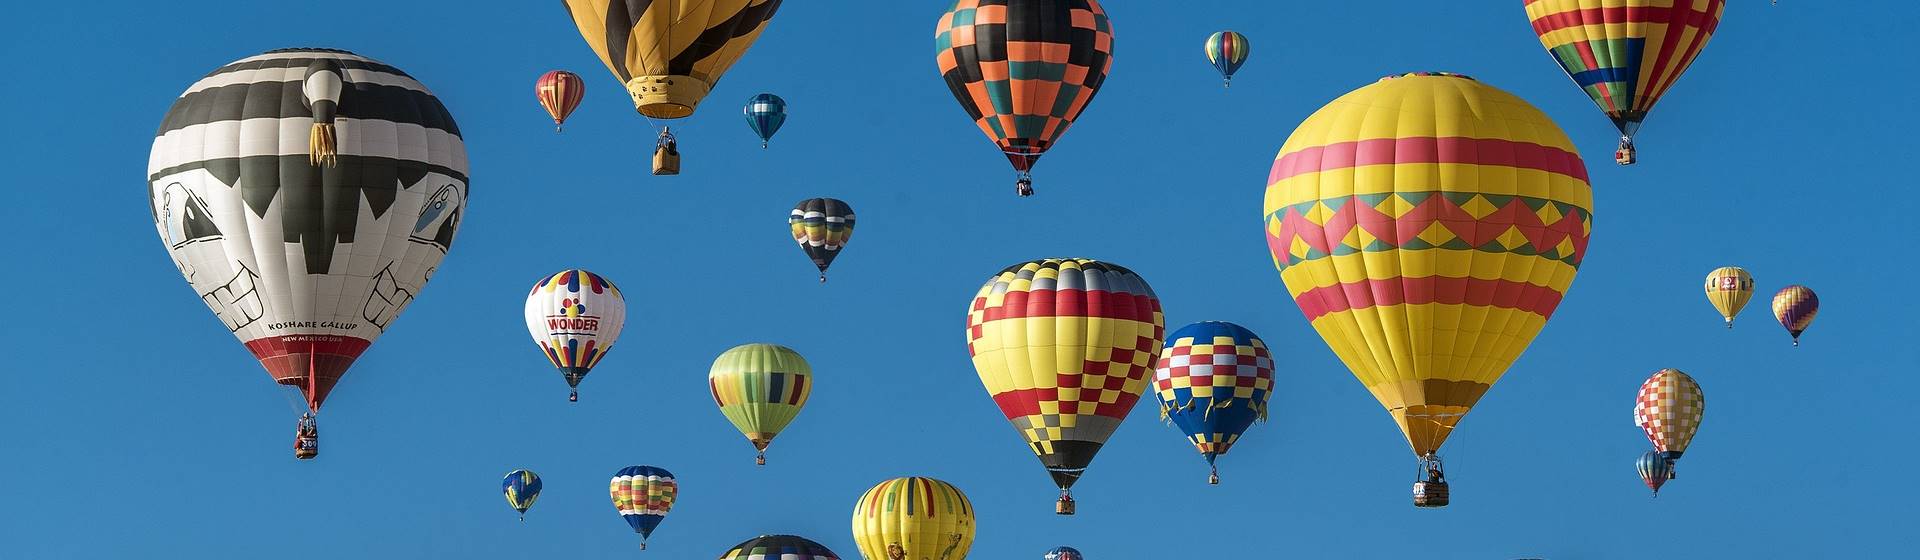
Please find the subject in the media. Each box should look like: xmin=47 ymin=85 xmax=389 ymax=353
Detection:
xmin=149 ymin=48 xmax=468 ymax=412
xmin=610 ymin=466 xmax=677 ymax=540
xmin=719 ymin=535 xmax=840 ymax=560
xmin=503 ymin=469 xmax=542 ymax=515
xmin=709 ymin=344 xmax=813 ymax=457
xmin=789 ymin=198 xmax=855 ymax=280
xmin=562 ymin=0 xmax=783 ymax=119
xmin=934 ymin=0 xmax=1115 ymax=173
xmin=1204 ymin=30 xmax=1249 ymax=84
xmin=744 ymin=93 xmax=787 ymax=147
xmin=1772 ymin=285 xmax=1819 ymax=344
xmin=1634 ymin=368 xmax=1704 ymax=458
xmin=1636 ymin=450 xmax=1672 ymax=496
xmin=966 ymin=258 xmax=1164 ymax=490
xmin=525 ymin=270 xmax=627 ymax=393
xmin=536 ymin=70 xmax=586 ymax=128
xmin=850 ymin=477 xmax=977 ymax=560
xmin=1524 ymin=0 xmax=1726 ymax=136
xmin=1263 ymin=72 xmax=1593 ymax=458
xmin=1703 ymin=266 xmax=1754 ymax=328
xmin=1152 ymin=321 xmax=1273 ymax=465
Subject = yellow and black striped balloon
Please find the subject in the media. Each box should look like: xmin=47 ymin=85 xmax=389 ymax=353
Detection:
xmin=562 ymin=0 xmax=783 ymax=119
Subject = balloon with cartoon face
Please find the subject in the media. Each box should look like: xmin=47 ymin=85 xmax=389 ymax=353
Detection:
xmin=146 ymin=48 xmax=468 ymax=459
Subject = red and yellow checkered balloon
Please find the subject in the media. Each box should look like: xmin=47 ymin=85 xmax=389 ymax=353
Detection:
xmin=1263 ymin=73 xmax=1593 ymax=458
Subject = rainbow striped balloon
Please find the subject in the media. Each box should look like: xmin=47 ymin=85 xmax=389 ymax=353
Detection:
xmin=1772 ymin=285 xmax=1819 ymax=346
xmin=1524 ymin=0 xmax=1725 ymax=152
xmin=1204 ymin=30 xmax=1250 ymax=88
xmin=1264 ymin=72 xmax=1592 ymax=461
xmin=850 ymin=477 xmax=976 ymax=560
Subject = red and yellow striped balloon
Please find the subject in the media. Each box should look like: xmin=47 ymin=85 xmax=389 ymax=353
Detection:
xmin=1263 ymin=72 xmax=1593 ymax=459
xmin=535 ymin=70 xmax=585 ymax=131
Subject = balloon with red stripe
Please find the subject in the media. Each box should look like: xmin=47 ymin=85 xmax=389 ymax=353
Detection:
xmin=1263 ymin=72 xmax=1593 ymax=500
xmin=1524 ymin=0 xmax=1726 ymax=164
xmin=535 ymin=70 xmax=585 ymax=132
xmin=965 ymin=258 xmax=1163 ymax=514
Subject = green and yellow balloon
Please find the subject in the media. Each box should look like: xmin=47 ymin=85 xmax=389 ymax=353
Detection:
xmin=710 ymin=343 xmax=813 ymax=465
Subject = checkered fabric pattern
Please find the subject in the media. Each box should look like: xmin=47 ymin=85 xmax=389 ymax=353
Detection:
xmin=966 ymin=259 xmax=1162 ymax=471
xmin=935 ymin=0 xmax=1114 ymax=171
xmin=1634 ymin=369 xmax=1704 ymax=454
xmin=1154 ymin=322 xmax=1274 ymax=456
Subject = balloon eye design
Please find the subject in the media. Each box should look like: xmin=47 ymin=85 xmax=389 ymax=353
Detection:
xmin=414 ymin=185 xmax=457 ymax=233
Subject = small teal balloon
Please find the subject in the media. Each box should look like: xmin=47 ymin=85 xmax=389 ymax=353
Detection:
xmin=743 ymin=93 xmax=787 ymax=148
xmin=503 ymin=469 xmax=542 ymax=520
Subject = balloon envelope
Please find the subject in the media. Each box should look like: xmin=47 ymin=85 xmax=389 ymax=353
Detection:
xmin=1703 ymin=266 xmax=1754 ymax=327
xmin=1634 ymin=368 xmax=1704 ymax=460
xmin=1524 ymin=0 xmax=1726 ymax=138
xmin=503 ymin=469 xmax=542 ymax=515
xmin=525 ymin=269 xmax=626 ymax=397
xmin=934 ymin=0 xmax=1115 ymax=180
xmin=966 ymin=259 xmax=1163 ymax=492
xmin=1204 ymin=30 xmax=1250 ymax=85
xmin=719 ymin=535 xmax=840 ymax=560
xmin=562 ymin=0 xmax=783 ymax=119
xmin=1636 ymin=450 xmax=1673 ymax=496
xmin=744 ymin=93 xmax=787 ymax=146
xmin=536 ymin=70 xmax=585 ymax=128
xmin=1152 ymin=321 xmax=1274 ymax=473
xmin=610 ymin=466 xmax=677 ymax=541
xmin=789 ymin=198 xmax=855 ymax=280
xmin=709 ymin=344 xmax=813 ymax=462
xmin=148 ymin=47 xmax=468 ymax=416
xmin=850 ymin=477 xmax=976 ymax=560
xmin=1263 ymin=72 xmax=1592 ymax=458
xmin=1772 ymin=285 xmax=1819 ymax=344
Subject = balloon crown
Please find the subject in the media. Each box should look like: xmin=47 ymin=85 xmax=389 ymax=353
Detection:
xmin=1382 ymin=71 xmax=1475 ymax=81
xmin=264 ymin=47 xmax=359 ymax=55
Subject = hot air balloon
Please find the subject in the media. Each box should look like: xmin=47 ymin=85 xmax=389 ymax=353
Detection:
xmin=1153 ymin=321 xmax=1274 ymax=484
xmin=149 ymin=48 xmax=468 ymax=460
xmin=525 ymin=269 xmax=627 ymax=402
xmin=1703 ymin=266 xmax=1754 ymax=328
xmin=611 ymin=466 xmax=677 ymax=550
xmin=1045 ymin=547 xmax=1084 ymax=560
xmin=790 ymin=198 xmax=855 ymax=283
xmin=1636 ymin=450 xmax=1673 ymax=497
xmin=935 ymin=0 xmax=1115 ymax=197
xmin=504 ymin=469 xmax=543 ymax=520
xmin=1634 ymin=369 xmax=1704 ymax=479
xmin=710 ymin=344 xmax=813 ymax=465
xmin=1524 ymin=0 xmax=1726 ymax=165
xmin=744 ymin=93 xmax=787 ymax=148
xmin=536 ymin=70 xmax=586 ymax=132
xmin=966 ymin=258 xmax=1163 ymax=514
xmin=561 ymin=0 xmax=783 ymax=174
xmin=851 ymin=477 xmax=976 ymax=560
xmin=721 ymin=535 xmax=841 ymax=560
xmin=1263 ymin=72 xmax=1593 ymax=507
xmin=1773 ymin=285 xmax=1819 ymax=346
xmin=1203 ymin=30 xmax=1249 ymax=88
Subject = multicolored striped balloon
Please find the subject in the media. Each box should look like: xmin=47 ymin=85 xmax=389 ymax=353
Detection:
xmin=502 ymin=469 xmax=542 ymax=520
xmin=610 ymin=466 xmax=677 ymax=549
xmin=1636 ymin=450 xmax=1673 ymax=497
xmin=1152 ymin=321 xmax=1274 ymax=484
xmin=789 ymin=198 xmax=855 ymax=283
xmin=719 ymin=534 xmax=840 ymax=560
xmin=1634 ymin=368 xmax=1704 ymax=463
xmin=850 ymin=477 xmax=976 ymax=560
xmin=966 ymin=258 xmax=1163 ymax=513
xmin=743 ymin=93 xmax=787 ymax=148
xmin=535 ymin=70 xmax=584 ymax=132
xmin=1772 ymin=285 xmax=1819 ymax=346
xmin=1703 ymin=266 xmax=1754 ymax=328
xmin=1264 ymin=72 xmax=1592 ymax=465
xmin=524 ymin=269 xmax=626 ymax=402
xmin=1203 ymin=30 xmax=1250 ymax=88
xmin=935 ymin=0 xmax=1115 ymax=195
xmin=1524 ymin=0 xmax=1726 ymax=162
xmin=709 ymin=344 xmax=813 ymax=465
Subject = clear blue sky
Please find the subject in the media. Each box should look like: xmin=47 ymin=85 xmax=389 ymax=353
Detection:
xmin=4 ymin=1 xmax=1914 ymax=558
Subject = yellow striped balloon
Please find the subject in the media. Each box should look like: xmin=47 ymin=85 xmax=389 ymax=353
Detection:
xmin=1263 ymin=72 xmax=1593 ymax=463
xmin=1703 ymin=266 xmax=1754 ymax=328
xmin=561 ymin=0 xmax=781 ymax=119
xmin=850 ymin=477 xmax=976 ymax=560
xmin=709 ymin=343 xmax=812 ymax=465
